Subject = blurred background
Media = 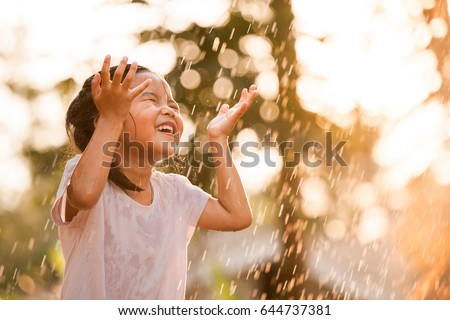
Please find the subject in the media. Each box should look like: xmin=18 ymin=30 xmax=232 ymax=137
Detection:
xmin=1 ymin=0 xmax=450 ymax=299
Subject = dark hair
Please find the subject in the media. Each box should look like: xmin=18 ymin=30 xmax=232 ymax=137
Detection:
xmin=65 ymin=64 xmax=151 ymax=192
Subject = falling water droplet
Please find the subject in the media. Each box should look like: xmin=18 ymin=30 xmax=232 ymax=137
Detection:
xmin=229 ymin=28 xmax=236 ymax=40
xmin=40 ymin=255 xmax=47 ymax=269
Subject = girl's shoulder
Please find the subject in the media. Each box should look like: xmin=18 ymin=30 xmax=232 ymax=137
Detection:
xmin=58 ymin=154 xmax=82 ymax=178
xmin=69 ymin=153 xmax=81 ymax=163
xmin=55 ymin=154 xmax=81 ymax=192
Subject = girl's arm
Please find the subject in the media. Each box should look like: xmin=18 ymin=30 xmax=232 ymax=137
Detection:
xmin=65 ymin=56 xmax=150 ymax=221
xmin=197 ymin=85 xmax=257 ymax=231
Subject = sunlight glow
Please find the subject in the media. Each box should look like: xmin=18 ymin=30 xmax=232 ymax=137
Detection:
xmin=353 ymin=182 xmax=379 ymax=210
xmin=239 ymin=35 xmax=272 ymax=59
xmin=0 ymin=87 xmax=31 ymax=142
xmin=300 ymin=177 xmax=331 ymax=218
xmin=430 ymin=17 xmax=448 ymax=38
xmin=431 ymin=149 xmax=450 ymax=185
xmin=0 ymin=0 xmax=237 ymax=211
xmin=373 ymin=101 xmax=445 ymax=189
xmin=292 ymin=0 xmax=448 ymax=188
xmin=2 ymin=0 xmax=232 ymax=90
xmin=324 ymin=218 xmax=347 ymax=241
xmin=357 ymin=206 xmax=389 ymax=244
xmin=163 ymin=0 xmax=231 ymax=31
xmin=237 ymin=0 xmax=275 ymax=24
xmin=233 ymin=129 xmax=282 ymax=194
xmin=130 ymin=41 xmax=178 ymax=75
xmin=0 ymin=86 xmax=32 ymax=210
xmin=255 ymin=71 xmax=279 ymax=101
xmin=0 ymin=156 xmax=32 ymax=211
xmin=30 ymin=92 xmax=67 ymax=151
xmin=292 ymin=1 xmax=450 ymax=296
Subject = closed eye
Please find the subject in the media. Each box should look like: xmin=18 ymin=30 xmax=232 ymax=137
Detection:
xmin=141 ymin=92 xmax=157 ymax=102
xmin=170 ymin=105 xmax=180 ymax=112
xmin=168 ymin=99 xmax=180 ymax=112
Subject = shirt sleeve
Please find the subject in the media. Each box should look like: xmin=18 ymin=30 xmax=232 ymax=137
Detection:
xmin=173 ymin=174 xmax=211 ymax=241
xmin=51 ymin=154 xmax=84 ymax=227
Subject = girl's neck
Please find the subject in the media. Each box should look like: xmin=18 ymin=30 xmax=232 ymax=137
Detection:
xmin=119 ymin=164 xmax=154 ymax=206
xmin=119 ymin=164 xmax=153 ymax=191
xmin=116 ymin=143 xmax=154 ymax=190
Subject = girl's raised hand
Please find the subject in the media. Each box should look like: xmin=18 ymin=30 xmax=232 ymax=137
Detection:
xmin=91 ymin=55 xmax=151 ymax=123
xmin=207 ymin=85 xmax=258 ymax=139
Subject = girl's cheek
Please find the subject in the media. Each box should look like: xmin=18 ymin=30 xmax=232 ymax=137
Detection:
xmin=178 ymin=117 xmax=184 ymax=134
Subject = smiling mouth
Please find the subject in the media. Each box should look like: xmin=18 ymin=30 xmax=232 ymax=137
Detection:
xmin=156 ymin=124 xmax=175 ymax=135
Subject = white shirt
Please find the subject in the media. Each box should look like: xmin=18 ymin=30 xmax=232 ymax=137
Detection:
xmin=51 ymin=155 xmax=210 ymax=299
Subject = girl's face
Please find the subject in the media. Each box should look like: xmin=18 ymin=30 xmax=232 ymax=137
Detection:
xmin=121 ymin=72 xmax=184 ymax=165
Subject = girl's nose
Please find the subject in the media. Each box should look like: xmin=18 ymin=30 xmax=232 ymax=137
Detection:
xmin=161 ymin=105 xmax=175 ymax=117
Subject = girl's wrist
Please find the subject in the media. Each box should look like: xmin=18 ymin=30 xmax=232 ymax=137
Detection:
xmin=96 ymin=115 xmax=125 ymax=132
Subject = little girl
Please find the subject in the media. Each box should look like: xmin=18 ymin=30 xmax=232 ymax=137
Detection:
xmin=51 ymin=55 xmax=257 ymax=299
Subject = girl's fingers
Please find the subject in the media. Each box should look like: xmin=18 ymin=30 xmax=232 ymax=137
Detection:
xmin=112 ymin=56 xmax=128 ymax=85
xmin=239 ymin=85 xmax=257 ymax=104
xmin=122 ymin=61 xmax=137 ymax=88
xmin=247 ymin=90 xmax=257 ymax=104
xmin=91 ymin=73 xmax=101 ymax=98
xmin=227 ymin=85 xmax=257 ymax=120
xmin=100 ymin=55 xmax=112 ymax=86
xmin=226 ymin=103 xmax=246 ymax=122
xmin=238 ymin=101 xmax=250 ymax=115
xmin=130 ymin=78 xmax=152 ymax=99
xmin=244 ymin=85 xmax=257 ymax=105
xmin=239 ymin=88 xmax=248 ymax=102
xmin=218 ymin=104 xmax=230 ymax=115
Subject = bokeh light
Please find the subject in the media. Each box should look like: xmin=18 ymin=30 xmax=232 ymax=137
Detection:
xmin=218 ymin=48 xmax=240 ymax=69
xmin=291 ymin=0 xmax=450 ymax=299
xmin=180 ymin=69 xmax=202 ymax=90
xmin=259 ymin=100 xmax=280 ymax=123
xmin=357 ymin=206 xmax=389 ymax=244
xmin=300 ymin=177 xmax=331 ymax=218
xmin=233 ymin=129 xmax=282 ymax=194
xmin=213 ymin=77 xmax=234 ymax=99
